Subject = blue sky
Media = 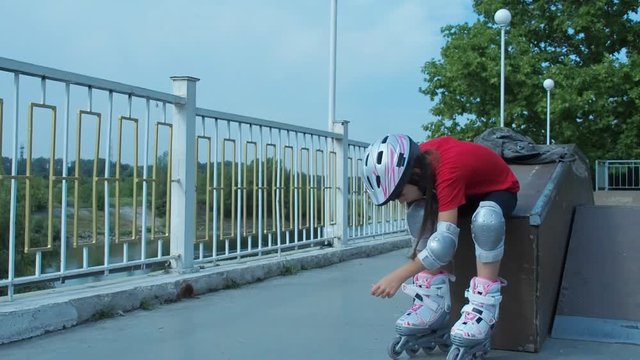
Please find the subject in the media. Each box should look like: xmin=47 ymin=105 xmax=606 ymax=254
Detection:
xmin=0 ymin=0 xmax=477 ymax=144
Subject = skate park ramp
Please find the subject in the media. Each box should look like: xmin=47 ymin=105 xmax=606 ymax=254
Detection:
xmin=451 ymin=145 xmax=595 ymax=352
xmin=552 ymin=205 xmax=640 ymax=345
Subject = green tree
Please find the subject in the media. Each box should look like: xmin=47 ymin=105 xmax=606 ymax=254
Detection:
xmin=421 ymin=0 xmax=640 ymax=162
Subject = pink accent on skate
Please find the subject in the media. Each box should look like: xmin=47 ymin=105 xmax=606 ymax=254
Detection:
xmin=471 ymin=276 xmax=501 ymax=296
xmin=413 ymin=270 xmax=448 ymax=288
xmin=402 ymin=302 xmax=428 ymax=327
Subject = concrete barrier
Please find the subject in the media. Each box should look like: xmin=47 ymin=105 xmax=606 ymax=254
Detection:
xmin=594 ymin=190 xmax=640 ymax=206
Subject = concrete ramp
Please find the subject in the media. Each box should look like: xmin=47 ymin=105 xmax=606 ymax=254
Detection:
xmin=552 ymin=205 xmax=640 ymax=345
xmin=451 ymin=145 xmax=595 ymax=352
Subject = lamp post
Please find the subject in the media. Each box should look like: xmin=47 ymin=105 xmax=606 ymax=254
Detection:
xmin=543 ymin=78 xmax=555 ymax=145
xmin=328 ymin=0 xmax=337 ymax=129
xmin=494 ymin=9 xmax=511 ymax=128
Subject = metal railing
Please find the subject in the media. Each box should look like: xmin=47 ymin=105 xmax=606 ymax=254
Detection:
xmin=595 ymin=160 xmax=640 ymax=190
xmin=0 ymin=57 xmax=406 ymax=300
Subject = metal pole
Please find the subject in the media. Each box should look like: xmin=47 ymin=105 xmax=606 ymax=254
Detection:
xmin=329 ymin=0 xmax=337 ymax=129
xmin=546 ymin=89 xmax=551 ymax=145
xmin=8 ymin=74 xmax=19 ymax=300
xmin=495 ymin=9 xmax=510 ymax=128
xmin=500 ymin=27 xmax=506 ymax=128
xmin=543 ymin=78 xmax=554 ymax=145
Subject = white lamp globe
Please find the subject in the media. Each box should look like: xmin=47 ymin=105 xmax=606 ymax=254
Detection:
xmin=494 ymin=9 xmax=512 ymax=27
xmin=543 ymin=79 xmax=555 ymax=91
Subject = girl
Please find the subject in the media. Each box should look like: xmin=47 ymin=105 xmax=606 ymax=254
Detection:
xmin=362 ymin=134 xmax=519 ymax=354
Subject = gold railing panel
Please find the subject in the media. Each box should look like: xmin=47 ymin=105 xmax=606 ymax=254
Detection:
xmin=72 ymin=110 xmax=102 ymax=247
xmin=328 ymin=150 xmax=337 ymax=225
xmin=150 ymin=122 xmax=172 ymax=241
xmin=355 ymin=158 xmax=364 ymax=227
xmin=24 ymin=103 xmax=57 ymax=253
xmin=195 ymin=136 xmax=211 ymax=243
xmin=115 ymin=116 xmax=139 ymax=243
xmin=220 ymin=138 xmax=236 ymax=240
xmin=314 ymin=149 xmax=325 ymax=227
xmin=243 ymin=141 xmax=257 ymax=236
xmin=387 ymin=201 xmax=395 ymax=223
xmin=281 ymin=145 xmax=294 ymax=231
xmin=0 ymin=98 xmax=3 ymax=176
xmin=348 ymin=156 xmax=354 ymax=227
xmin=262 ymin=144 xmax=276 ymax=234
xmin=364 ymin=196 xmax=373 ymax=226
xmin=298 ymin=147 xmax=310 ymax=230
xmin=376 ymin=199 xmax=383 ymax=224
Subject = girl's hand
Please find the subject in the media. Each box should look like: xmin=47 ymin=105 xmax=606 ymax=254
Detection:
xmin=371 ymin=273 xmax=403 ymax=298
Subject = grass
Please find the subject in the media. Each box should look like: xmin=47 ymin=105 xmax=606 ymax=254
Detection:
xmin=140 ymin=298 xmax=158 ymax=311
xmin=89 ymin=306 xmax=117 ymax=321
xmin=282 ymin=261 xmax=300 ymax=276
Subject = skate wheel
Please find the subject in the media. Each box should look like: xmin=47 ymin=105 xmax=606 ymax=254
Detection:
xmin=438 ymin=342 xmax=452 ymax=353
xmin=438 ymin=333 xmax=452 ymax=353
xmin=446 ymin=347 xmax=461 ymax=360
xmin=387 ymin=336 xmax=403 ymax=359
xmin=473 ymin=349 xmax=489 ymax=359
xmin=406 ymin=345 xmax=421 ymax=357
xmin=421 ymin=344 xmax=436 ymax=353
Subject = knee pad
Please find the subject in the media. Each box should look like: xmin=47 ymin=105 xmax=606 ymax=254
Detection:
xmin=471 ymin=201 xmax=505 ymax=263
xmin=417 ymin=221 xmax=459 ymax=271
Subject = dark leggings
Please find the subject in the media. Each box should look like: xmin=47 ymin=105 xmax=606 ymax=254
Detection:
xmin=460 ymin=190 xmax=518 ymax=218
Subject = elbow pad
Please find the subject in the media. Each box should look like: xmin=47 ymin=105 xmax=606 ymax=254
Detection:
xmin=417 ymin=221 xmax=459 ymax=271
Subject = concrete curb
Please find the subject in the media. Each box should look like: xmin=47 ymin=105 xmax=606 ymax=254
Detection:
xmin=0 ymin=235 xmax=410 ymax=344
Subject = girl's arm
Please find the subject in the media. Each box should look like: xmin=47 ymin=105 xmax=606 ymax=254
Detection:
xmin=370 ymin=209 xmax=458 ymax=298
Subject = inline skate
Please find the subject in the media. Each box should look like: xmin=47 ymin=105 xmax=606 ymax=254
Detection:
xmin=387 ymin=271 xmax=454 ymax=359
xmin=446 ymin=277 xmax=506 ymax=360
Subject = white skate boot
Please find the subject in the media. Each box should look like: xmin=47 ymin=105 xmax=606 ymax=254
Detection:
xmin=447 ymin=276 xmax=506 ymax=360
xmin=387 ymin=271 xmax=454 ymax=359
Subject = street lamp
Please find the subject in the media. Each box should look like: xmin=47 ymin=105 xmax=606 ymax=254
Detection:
xmin=495 ymin=8 xmax=511 ymax=128
xmin=328 ymin=0 xmax=337 ymax=129
xmin=543 ymin=78 xmax=555 ymax=145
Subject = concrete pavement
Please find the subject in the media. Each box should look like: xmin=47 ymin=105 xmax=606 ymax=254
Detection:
xmin=0 ymin=248 xmax=638 ymax=360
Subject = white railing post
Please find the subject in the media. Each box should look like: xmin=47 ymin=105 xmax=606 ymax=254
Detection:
xmin=604 ymin=160 xmax=610 ymax=191
xmin=595 ymin=160 xmax=599 ymax=190
xmin=331 ymin=120 xmax=349 ymax=246
xmin=170 ymin=76 xmax=199 ymax=271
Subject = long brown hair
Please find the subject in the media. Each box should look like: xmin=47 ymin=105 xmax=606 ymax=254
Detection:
xmin=408 ymin=149 xmax=439 ymax=259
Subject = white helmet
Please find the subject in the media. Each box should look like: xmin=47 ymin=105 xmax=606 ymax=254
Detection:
xmin=362 ymin=134 xmax=420 ymax=205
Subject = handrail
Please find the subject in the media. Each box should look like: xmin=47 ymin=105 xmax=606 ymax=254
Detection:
xmin=0 ymin=56 xmax=185 ymax=104
xmin=196 ymin=108 xmax=341 ymax=139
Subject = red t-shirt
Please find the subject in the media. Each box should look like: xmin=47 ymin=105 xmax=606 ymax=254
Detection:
xmin=419 ymin=136 xmax=520 ymax=212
